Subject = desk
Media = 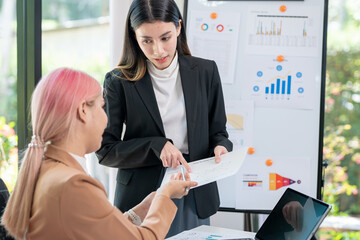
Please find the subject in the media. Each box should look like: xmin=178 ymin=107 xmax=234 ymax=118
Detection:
xmin=167 ymin=225 xmax=256 ymax=239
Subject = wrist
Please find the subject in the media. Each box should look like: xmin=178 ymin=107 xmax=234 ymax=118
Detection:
xmin=157 ymin=184 xmax=172 ymax=199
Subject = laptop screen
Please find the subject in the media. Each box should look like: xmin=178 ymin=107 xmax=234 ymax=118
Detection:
xmin=255 ymin=188 xmax=331 ymax=240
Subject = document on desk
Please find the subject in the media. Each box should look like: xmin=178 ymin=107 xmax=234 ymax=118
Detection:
xmin=166 ymin=230 xmax=244 ymax=240
xmin=160 ymin=147 xmax=247 ymax=188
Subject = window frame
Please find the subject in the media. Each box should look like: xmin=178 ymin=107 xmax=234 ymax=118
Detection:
xmin=16 ymin=0 xmax=42 ymax=150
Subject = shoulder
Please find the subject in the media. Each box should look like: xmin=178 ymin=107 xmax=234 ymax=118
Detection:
xmin=61 ymin=173 xmax=107 ymax=198
xmin=40 ymin=160 xmax=104 ymax=194
xmin=40 ymin=163 xmax=109 ymax=212
xmin=104 ymin=68 xmax=131 ymax=89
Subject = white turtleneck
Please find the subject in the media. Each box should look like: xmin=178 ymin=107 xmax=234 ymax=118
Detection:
xmin=147 ymin=52 xmax=189 ymax=154
xmin=69 ymin=153 xmax=89 ymax=174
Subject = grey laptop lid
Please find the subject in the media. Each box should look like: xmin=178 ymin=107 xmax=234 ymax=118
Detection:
xmin=254 ymin=188 xmax=331 ymax=240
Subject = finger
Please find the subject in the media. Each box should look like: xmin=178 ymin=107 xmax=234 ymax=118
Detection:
xmin=214 ymin=147 xmax=227 ymax=163
xmin=214 ymin=148 xmax=222 ymax=163
xmin=170 ymin=173 xmax=176 ymax=180
xmin=186 ymin=180 xmax=198 ymax=188
xmin=171 ymin=158 xmax=178 ymax=169
xmin=174 ymin=172 xmax=183 ymax=180
xmin=214 ymin=153 xmax=221 ymax=163
xmin=161 ymin=157 xmax=168 ymax=167
xmin=179 ymin=157 xmax=192 ymax=173
xmin=184 ymin=172 xmax=191 ymax=181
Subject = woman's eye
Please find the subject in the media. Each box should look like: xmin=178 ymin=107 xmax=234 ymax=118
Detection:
xmin=143 ymin=39 xmax=152 ymax=44
xmin=162 ymin=37 xmax=170 ymax=41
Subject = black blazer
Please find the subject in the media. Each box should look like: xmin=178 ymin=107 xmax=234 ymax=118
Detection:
xmin=97 ymin=55 xmax=232 ymax=219
xmin=0 ymin=178 xmax=14 ymax=240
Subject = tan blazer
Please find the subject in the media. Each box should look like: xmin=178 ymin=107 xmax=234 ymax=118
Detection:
xmin=27 ymin=145 xmax=177 ymax=240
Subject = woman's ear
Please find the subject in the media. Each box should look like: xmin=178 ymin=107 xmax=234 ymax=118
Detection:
xmin=177 ymin=19 xmax=182 ymax=37
xmin=77 ymin=100 xmax=87 ymax=123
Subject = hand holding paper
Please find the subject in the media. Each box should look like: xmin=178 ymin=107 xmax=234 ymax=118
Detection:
xmin=214 ymin=145 xmax=229 ymax=163
xmin=161 ymin=147 xmax=248 ymax=189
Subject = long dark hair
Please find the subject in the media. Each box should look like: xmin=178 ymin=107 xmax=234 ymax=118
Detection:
xmin=117 ymin=0 xmax=191 ymax=81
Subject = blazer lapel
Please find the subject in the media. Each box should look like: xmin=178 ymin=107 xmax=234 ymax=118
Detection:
xmin=179 ymin=56 xmax=198 ymax=159
xmin=134 ymin=72 xmax=165 ymax=135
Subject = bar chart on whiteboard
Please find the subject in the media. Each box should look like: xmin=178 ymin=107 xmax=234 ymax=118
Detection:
xmin=242 ymin=55 xmax=316 ymax=109
xmin=246 ymin=5 xmax=321 ymax=57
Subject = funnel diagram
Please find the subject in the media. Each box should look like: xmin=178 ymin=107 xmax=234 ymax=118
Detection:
xmin=269 ymin=173 xmax=300 ymax=190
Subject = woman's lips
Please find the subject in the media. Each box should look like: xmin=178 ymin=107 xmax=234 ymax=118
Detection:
xmin=155 ymin=56 xmax=167 ymax=64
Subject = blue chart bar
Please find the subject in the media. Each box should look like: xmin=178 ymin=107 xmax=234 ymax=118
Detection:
xmin=287 ymin=75 xmax=292 ymax=94
xmin=282 ymin=80 xmax=286 ymax=94
xmin=265 ymin=75 xmax=293 ymax=97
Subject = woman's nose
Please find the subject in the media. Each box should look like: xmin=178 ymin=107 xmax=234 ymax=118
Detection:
xmin=153 ymin=42 xmax=164 ymax=56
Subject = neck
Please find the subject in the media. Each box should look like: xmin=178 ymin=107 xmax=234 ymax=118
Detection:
xmin=52 ymin=134 xmax=86 ymax=157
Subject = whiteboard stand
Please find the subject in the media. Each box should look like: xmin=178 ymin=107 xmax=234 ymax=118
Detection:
xmin=244 ymin=213 xmax=252 ymax=232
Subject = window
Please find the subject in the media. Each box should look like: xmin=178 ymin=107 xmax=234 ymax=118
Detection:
xmin=0 ymin=0 xmax=17 ymax=192
xmin=42 ymin=0 xmax=111 ymax=192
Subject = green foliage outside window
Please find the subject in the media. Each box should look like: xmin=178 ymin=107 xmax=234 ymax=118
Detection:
xmin=0 ymin=117 xmax=18 ymax=192
xmin=317 ymin=0 xmax=360 ymax=239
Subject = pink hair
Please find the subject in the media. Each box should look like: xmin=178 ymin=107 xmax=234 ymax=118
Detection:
xmin=2 ymin=68 xmax=101 ymax=239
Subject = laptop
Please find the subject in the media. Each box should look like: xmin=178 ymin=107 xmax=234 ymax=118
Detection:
xmin=227 ymin=188 xmax=331 ymax=240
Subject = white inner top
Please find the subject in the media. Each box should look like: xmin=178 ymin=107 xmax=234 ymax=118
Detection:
xmin=147 ymin=52 xmax=189 ymax=154
xmin=69 ymin=153 xmax=89 ymax=174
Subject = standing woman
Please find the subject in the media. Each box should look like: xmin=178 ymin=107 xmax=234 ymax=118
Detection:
xmin=97 ymin=0 xmax=232 ymax=236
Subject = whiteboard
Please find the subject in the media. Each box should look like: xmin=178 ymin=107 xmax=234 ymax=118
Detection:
xmin=185 ymin=0 xmax=327 ymax=212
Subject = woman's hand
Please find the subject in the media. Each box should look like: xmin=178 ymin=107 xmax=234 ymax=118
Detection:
xmin=131 ymin=192 xmax=156 ymax=222
xmin=214 ymin=145 xmax=228 ymax=163
xmin=160 ymin=141 xmax=191 ymax=172
xmin=156 ymin=172 xmax=197 ymax=199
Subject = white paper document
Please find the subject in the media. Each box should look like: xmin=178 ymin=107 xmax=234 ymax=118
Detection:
xmin=160 ymin=147 xmax=248 ymax=188
xmin=166 ymin=230 xmax=240 ymax=240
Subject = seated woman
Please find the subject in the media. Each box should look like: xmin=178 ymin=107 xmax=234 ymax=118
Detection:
xmin=1 ymin=68 xmax=197 ymax=240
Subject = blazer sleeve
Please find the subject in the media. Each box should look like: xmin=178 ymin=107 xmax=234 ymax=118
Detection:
xmin=60 ymin=174 xmax=177 ymax=240
xmin=207 ymin=61 xmax=233 ymax=153
xmin=96 ymin=71 xmax=168 ymax=169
